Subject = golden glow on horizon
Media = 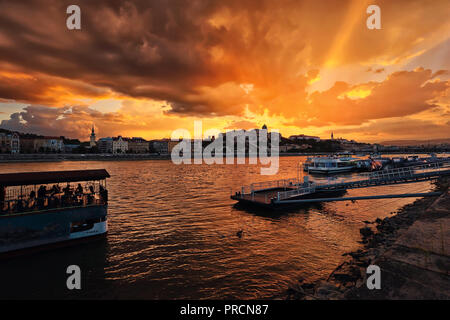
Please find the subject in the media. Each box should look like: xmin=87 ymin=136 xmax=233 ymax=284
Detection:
xmin=0 ymin=1 xmax=448 ymax=143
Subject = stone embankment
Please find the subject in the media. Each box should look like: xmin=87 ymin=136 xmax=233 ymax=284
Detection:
xmin=287 ymin=177 xmax=450 ymax=300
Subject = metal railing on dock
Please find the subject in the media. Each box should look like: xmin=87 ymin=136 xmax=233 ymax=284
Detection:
xmin=232 ymin=160 xmax=450 ymax=205
xmin=314 ymin=161 xmax=450 ymax=191
xmin=362 ymin=161 xmax=448 ymax=180
xmin=240 ymin=178 xmax=299 ymax=195
xmin=277 ymin=186 xmax=316 ymax=201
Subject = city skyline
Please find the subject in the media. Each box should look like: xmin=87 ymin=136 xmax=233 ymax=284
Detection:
xmin=0 ymin=0 xmax=449 ymax=142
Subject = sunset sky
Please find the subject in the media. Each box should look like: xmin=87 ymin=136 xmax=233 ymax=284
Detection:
xmin=0 ymin=0 xmax=449 ymax=142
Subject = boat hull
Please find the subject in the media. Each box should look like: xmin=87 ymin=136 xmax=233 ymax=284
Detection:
xmin=0 ymin=205 xmax=107 ymax=256
xmin=307 ymin=167 xmax=354 ymax=174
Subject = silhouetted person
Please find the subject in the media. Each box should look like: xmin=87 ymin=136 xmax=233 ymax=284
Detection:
xmin=37 ymin=185 xmax=46 ymax=198
xmin=76 ymin=183 xmax=83 ymax=195
xmin=16 ymin=199 xmax=24 ymax=212
xmin=28 ymin=190 xmax=36 ymax=209
xmin=63 ymin=184 xmax=72 ymax=195
xmin=62 ymin=184 xmax=73 ymax=206
xmin=51 ymin=184 xmax=60 ymax=195
xmin=87 ymin=185 xmax=95 ymax=204
xmin=37 ymin=185 xmax=46 ymax=208
xmin=99 ymin=185 xmax=108 ymax=204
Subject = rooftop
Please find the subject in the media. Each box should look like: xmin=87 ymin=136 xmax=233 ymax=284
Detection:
xmin=0 ymin=169 xmax=110 ymax=187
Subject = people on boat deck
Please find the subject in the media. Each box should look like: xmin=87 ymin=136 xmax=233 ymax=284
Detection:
xmin=2 ymin=182 xmax=107 ymax=213
xmin=50 ymin=184 xmax=60 ymax=195
xmin=63 ymin=184 xmax=72 ymax=196
xmin=86 ymin=185 xmax=95 ymax=204
xmin=37 ymin=185 xmax=47 ymax=208
xmin=76 ymin=183 xmax=83 ymax=194
xmin=37 ymin=185 xmax=46 ymax=198
xmin=99 ymin=185 xmax=108 ymax=204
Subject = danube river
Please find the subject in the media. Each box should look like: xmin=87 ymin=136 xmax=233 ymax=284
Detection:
xmin=0 ymin=157 xmax=434 ymax=299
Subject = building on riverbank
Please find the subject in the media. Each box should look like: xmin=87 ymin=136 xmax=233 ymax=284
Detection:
xmin=112 ymin=136 xmax=128 ymax=153
xmin=34 ymin=137 xmax=64 ymax=152
xmin=97 ymin=137 xmax=112 ymax=153
xmin=98 ymin=136 xmax=129 ymax=154
xmin=289 ymin=134 xmax=320 ymax=142
xmin=19 ymin=136 xmax=63 ymax=153
xmin=127 ymin=137 xmax=149 ymax=153
xmin=280 ymin=143 xmax=312 ymax=152
xmin=149 ymin=139 xmax=180 ymax=155
xmin=149 ymin=139 xmax=169 ymax=154
xmin=0 ymin=132 xmax=20 ymax=154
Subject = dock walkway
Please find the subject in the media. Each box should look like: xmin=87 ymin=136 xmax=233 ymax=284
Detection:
xmin=231 ymin=161 xmax=450 ymax=207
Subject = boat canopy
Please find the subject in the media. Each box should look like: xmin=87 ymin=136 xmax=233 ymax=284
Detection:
xmin=0 ymin=169 xmax=110 ymax=187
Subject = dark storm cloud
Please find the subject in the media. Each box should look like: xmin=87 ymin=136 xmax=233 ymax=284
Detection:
xmin=0 ymin=0 xmax=232 ymax=109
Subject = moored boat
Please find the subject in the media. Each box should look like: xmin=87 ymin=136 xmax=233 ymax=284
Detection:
xmin=0 ymin=169 xmax=110 ymax=257
xmin=303 ymin=156 xmax=360 ymax=174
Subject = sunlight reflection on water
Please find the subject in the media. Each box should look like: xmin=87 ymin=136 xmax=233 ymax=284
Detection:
xmin=0 ymin=156 xmax=434 ymax=299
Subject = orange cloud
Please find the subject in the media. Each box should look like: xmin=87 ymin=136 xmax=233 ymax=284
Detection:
xmin=0 ymin=0 xmax=449 ymax=142
xmin=305 ymin=68 xmax=449 ymax=125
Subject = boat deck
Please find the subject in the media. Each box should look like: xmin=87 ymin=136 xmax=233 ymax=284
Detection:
xmin=231 ymin=187 xmax=298 ymax=206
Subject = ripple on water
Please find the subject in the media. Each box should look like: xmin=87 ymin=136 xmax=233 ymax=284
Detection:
xmin=0 ymin=156 xmax=436 ymax=299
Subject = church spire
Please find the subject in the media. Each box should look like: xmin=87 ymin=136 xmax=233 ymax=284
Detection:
xmin=90 ymin=124 xmax=96 ymax=147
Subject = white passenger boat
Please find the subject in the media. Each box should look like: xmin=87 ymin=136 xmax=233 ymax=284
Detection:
xmin=303 ymin=156 xmax=360 ymax=174
xmin=0 ymin=169 xmax=110 ymax=257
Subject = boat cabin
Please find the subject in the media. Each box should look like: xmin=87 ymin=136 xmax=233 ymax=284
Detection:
xmin=0 ymin=169 xmax=110 ymax=215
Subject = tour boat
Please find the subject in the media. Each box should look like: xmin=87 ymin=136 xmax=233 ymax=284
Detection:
xmin=303 ymin=156 xmax=360 ymax=174
xmin=0 ymin=169 xmax=110 ymax=257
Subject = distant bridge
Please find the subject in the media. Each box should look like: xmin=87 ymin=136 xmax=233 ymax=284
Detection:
xmin=231 ymin=161 xmax=450 ymax=207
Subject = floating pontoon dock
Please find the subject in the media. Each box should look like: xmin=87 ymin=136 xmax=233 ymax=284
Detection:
xmin=231 ymin=161 xmax=450 ymax=208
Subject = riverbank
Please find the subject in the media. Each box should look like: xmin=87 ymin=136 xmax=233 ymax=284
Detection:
xmin=0 ymin=152 xmax=344 ymax=163
xmin=287 ymin=176 xmax=450 ymax=300
xmin=0 ymin=153 xmax=171 ymax=162
xmin=1 ymin=152 xmax=448 ymax=163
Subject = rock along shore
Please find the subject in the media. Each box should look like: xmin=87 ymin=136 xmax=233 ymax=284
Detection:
xmin=287 ymin=176 xmax=450 ymax=300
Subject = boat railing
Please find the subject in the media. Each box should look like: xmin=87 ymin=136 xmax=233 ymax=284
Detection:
xmin=362 ymin=161 xmax=449 ymax=180
xmin=312 ymin=161 xmax=450 ymax=188
xmin=276 ymin=185 xmax=316 ymax=201
xmin=301 ymin=161 xmax=448 ymax=190
xmin=239 ymin=178 xmax=299 ymax=195
xmin=0 ymin=191 xmax=107 ymax=215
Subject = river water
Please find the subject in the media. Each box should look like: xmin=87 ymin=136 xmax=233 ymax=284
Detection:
xmin=0 ymin=157 xmax=434 ymax=299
